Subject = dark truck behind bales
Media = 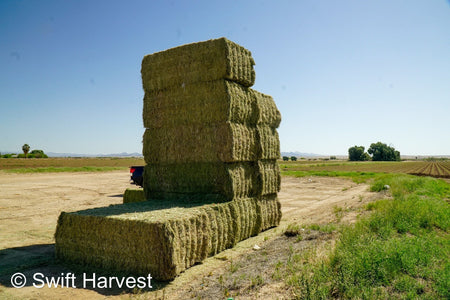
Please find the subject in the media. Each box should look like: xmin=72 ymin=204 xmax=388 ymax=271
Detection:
xmin=130 ymin=166 xmax=144 ymax=187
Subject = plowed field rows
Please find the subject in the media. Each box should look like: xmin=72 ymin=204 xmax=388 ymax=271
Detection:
xmin=408 ymin=162 xmax=450 ymax=178
xmin=280 ymin=161 xmax=450 ymax=179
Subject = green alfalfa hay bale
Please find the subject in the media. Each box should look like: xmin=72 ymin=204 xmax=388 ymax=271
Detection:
xmin=55 ymin=201 xmax=215 ymax=280
xmin=189 ymin=218 xmax=198 ymax=267
xmin=173 ymin=219 xmax=187 ymax=270
xmin=143 ymin=80 xmax=257 ymax=129
xmin=143 ymin=162 xmax=259 ymax=200
xmin=232 ymin=198 xmax=251 ymax=241
xmin=252 ymin=89 xmax=282 ymax=128
xmin=123 ymin=188 xmax=145 ymax=203
xmin=257 ymin=126 xmax=281 ymax=160
xmin=143 ymin=161 xmax=281 ymax=201
xmin=55 ymin=196 xmax=280 ymax=280
xmin=143 ymin=122 xmax=259 ymax=164
xmin=198 ymin=210 xmax=210 ymax=261
xmin=257 ymin=160 xmax=281 ymax=195
xmin=143 ymin=192 xmax=227 ymax=203
xmin=143 ymin=123 xmax=280 ymax=164
xmin=142 ymin=81 xmax=281 ymax=130
xmin=55 ymin=212 xmax=178 ymax=280
xmin=219 ymin=203 xmax=235 ymax=251
xmin=204 ymin=207 xmax=219 ymax=255
xmin=256 ymin=194 xmax=282 ymax=230
xmin=141 ymin=37 xmax=255 ymax=91
xmin=229 ymin=199 xmax=242 ymax=242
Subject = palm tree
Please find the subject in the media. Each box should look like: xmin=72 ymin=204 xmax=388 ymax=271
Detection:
xmin=22 ymin=144 xmax=30 ymax=158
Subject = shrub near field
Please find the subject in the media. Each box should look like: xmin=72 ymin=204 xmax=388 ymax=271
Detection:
xmin=0 ymin=157 xmax=145 ymax=171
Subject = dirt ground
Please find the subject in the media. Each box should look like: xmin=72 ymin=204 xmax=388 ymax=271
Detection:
xmin=0 ymin=171 xmax=383 ymax=299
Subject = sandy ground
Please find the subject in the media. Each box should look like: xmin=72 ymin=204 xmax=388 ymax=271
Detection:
xmin=0 ymin=171 xmax=382 ymax=299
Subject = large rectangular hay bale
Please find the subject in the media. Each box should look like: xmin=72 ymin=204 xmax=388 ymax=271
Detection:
xmin=143 ymin=80 xmax=257 ymax=128
xmin=258 ymin=160 xmax=281 ymax=195
xmin=143 ymin=161 xmax=280 ymax=200
xmin=55 ymin=196 xmax=281 ymax=280
xmin=143 ymin=123 xmax=280 ymax=164
xmin=253 ymin=90 xmax=282 ymax=128
xmin=141 ymin=38 xmax=255 ymax=91
xmin=257 ymin=126 xmax=281 ymax=160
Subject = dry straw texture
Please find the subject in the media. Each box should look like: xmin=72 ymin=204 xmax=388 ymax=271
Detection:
xmin=141 ymin=38 xmax=255 ymax=91
xmin=143 ymin=80 xmax=257 ymax=128
xmin=253 ymin=90 xmax=281 ymax=128
xmin=143 ymin=123 xmax=280 ymax=164
xmin=55 ymin=196 xmax=281 ymax=280
xmin=142 ymin=80 xmax=281 ymax=129
xmin=123 ymin=189 xmax=145 ymax=203
xmin=143 ymin=160 xmax=280 ymax=200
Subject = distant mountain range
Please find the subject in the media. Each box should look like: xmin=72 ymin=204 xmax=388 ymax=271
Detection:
xmin=281 ymin=152 xmax=322 ymax=157
xmin=2 ymin=150 xmax=322 ymax=158
xmin=0 ymin=150 xmax=143 ymax=157
xmin=3 ymin=150 xmax=446 ymax=159
xmin=46 ymin=152 xmax=143 ymax=158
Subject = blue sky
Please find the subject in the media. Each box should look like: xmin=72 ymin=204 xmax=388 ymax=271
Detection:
xmin=1 ymin=0 xmax=449 ymax=156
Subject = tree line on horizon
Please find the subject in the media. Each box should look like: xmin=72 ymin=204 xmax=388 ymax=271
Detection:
xmin=0 ymin=144 xmax=48 ymax=158
xmin=349 ymin=142 xmax=400 ymax=161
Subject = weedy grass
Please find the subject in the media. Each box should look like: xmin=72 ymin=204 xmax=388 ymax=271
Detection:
xmin=280 ymin=173 xmax=450 ymax=299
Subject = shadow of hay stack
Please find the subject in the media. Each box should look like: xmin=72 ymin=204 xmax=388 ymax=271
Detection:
xmin=55 ymin=38 xmax=282 ymax=281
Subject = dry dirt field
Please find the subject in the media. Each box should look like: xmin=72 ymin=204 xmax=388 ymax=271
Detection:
xmin=0 ymin=170 xmax=383 ymax=299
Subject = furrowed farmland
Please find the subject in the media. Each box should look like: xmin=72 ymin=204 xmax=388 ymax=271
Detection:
xmin=280 ymin=160 xmax=450 ymax=179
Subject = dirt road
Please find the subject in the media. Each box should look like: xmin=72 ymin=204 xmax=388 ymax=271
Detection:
xmin=0 ymin=171 xmax=381 ymax=299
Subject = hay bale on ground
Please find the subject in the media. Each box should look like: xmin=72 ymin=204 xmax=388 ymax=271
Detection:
xmin=141 ymin=37 xmax=255 ymax=91
xmin=258 ymin=160 xmax=281 ymax=195
xmin=123 ymin=188 xmax=145 ymax=203
xmin=143 ymin=160 xmax=280 ymax=200
xmin=143 ymin=80 xmax=257 ymax=128
xmin=55 ymin=196 xmax=281 ymax=280
xmin=143 ymin=123 xmax=280 ymax=164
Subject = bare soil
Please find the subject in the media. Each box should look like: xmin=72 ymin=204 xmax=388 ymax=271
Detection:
xmin=0 ymin=171 xmax=382 ymax=299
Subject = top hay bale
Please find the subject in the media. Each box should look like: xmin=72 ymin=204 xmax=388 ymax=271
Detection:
xmin=141 ymin=38 xmax=256 ymax=91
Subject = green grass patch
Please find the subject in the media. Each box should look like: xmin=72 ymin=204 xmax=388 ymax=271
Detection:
xmin=282 ymin=170 xmax=379 ymax=183
xmin=4 ymin=166 xmax=126 ymax=173
xmin=278 ymin=174 xmax=450 ymax=299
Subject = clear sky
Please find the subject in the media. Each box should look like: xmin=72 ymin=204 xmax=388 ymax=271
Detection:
xmin=1 ymin=0 xmax=449 ymax=156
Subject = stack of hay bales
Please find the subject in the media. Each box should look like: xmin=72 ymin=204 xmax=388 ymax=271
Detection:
xmin=55 ymin=38 xmax=282 ymax=281
xmin=141 ymin=38 xmax=281 ymax=202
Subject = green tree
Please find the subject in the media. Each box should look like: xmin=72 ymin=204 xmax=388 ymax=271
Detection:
xmin=30 ymin=149 xmax=48 ymax=158
xmin=282 ymin=156 xmax=289 ymax=161
xmin=368 ymin=142 xmax=400 ymax=161
xmin=22 ymin=144 xmax=30 ymax=158
xmin=290 ymin=156 xmax=297 ymax=161
xmin=348 ymin=145 xmax=369 ymax=161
